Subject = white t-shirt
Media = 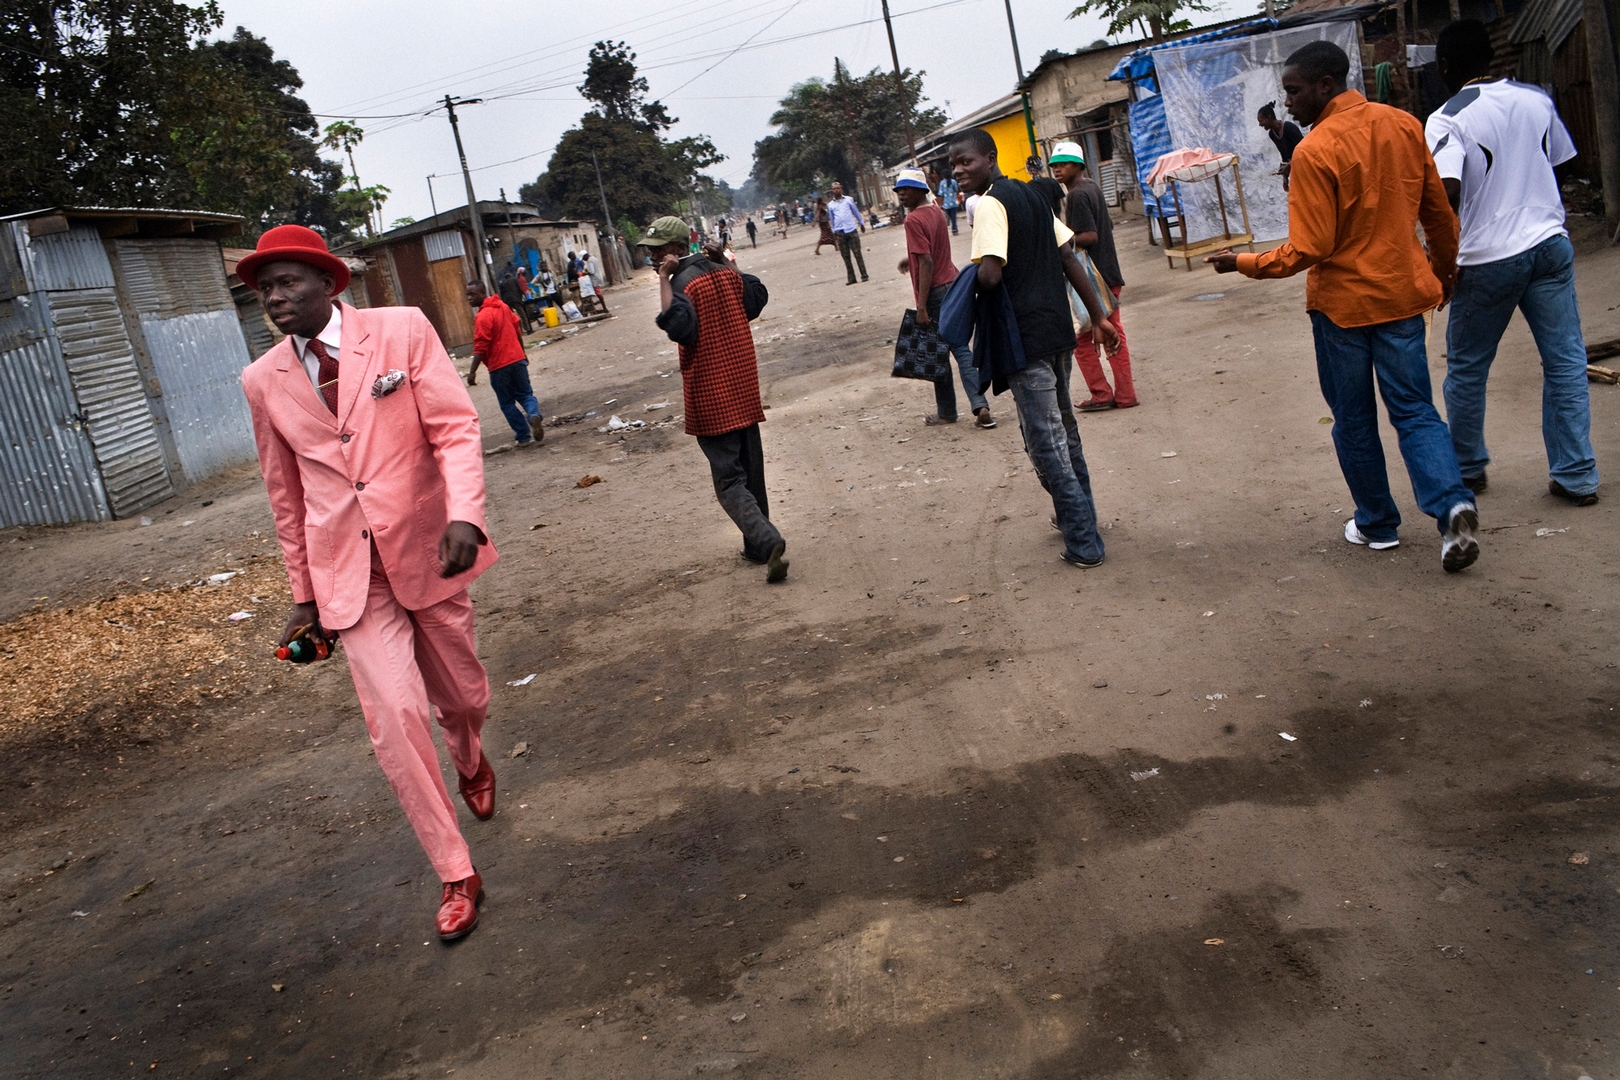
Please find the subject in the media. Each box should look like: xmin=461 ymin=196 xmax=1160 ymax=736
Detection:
xmin=1425 ymin=79 xmax=1576 ymax=265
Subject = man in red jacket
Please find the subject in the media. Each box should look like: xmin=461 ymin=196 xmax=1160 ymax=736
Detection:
xmin=637 ymin=216 xmax=787 ymax=584
xmin=465 ymin=279 xmax=543 ymax=446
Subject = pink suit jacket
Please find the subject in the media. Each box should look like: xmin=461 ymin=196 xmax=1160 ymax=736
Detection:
xmin=243 ymin=303 xmax=498 ymax=631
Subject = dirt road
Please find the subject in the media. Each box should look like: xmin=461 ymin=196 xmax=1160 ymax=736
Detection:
xmin=3 ymin=213 xmax=1619 ymax=1079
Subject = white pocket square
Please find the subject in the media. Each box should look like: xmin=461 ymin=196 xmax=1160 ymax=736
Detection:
xmin=371 ymin=369 xmax=406 ymax=399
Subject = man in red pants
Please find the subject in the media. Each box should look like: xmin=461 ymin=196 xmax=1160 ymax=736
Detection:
xmin=238 ymin=225 xmax=499 ymax=943
xmin=1049 ymin=142 xmax=1137 ymax=410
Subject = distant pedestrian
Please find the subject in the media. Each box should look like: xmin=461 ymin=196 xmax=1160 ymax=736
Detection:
xmin=745 ymin=217 xmax=758 ymax=247
xmin=777 ymin=202 xmax=791 ymax=239
xmin=464 ymin=279 xmax=543 ymax=446
xmin=947 ymin=128 xmax=1118 ymax=569
xmin=1049 ymin=141 xmax=1136 ymax=411
xmin=1209 ymin=40 xmax=1479 ymax=572
xmin=496 ymin=268 xmax=531 ymax=334
xmin=1427 ymin=19 xmax=1598 ymax=505
xmin=538 ymin=266 xmax=560 ymax=310
xmin=636 ymin=217 xmax=788 ymax=584
xmin=564 ymin=251 xmax=580 ymax=285
xmin=826 ymin=181 xmax=868 ymax=285
xmin=1257 ymin=101 xmax=1304 ymax=190
xmin=936 ymin=172 xmax=961 ymax=234
xmin=813 ymin=196 xmax=834 ymax=255
xmin=587 ymin=250 xmax=603 ymax=282
xmin=892 ymin=168 xmax=994 ymax=430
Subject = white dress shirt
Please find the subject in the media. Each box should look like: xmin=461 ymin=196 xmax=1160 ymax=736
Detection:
xmin=291 ymin=303 xmax=343 ymax=389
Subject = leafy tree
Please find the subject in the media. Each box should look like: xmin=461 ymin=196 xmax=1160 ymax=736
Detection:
xmin=0 ymin=4 xmax=366 ymax=240
xmin=522 ymin=41 xmax=723 ymax=226
xmin=1068 ymin=0 xmax=1212 ymax=41
xmin=752 ymin=59 xmax=946 ymax=194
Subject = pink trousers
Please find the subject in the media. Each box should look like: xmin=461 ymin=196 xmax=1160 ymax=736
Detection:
xmin=1074 ymin=286 xmax=1136 ymax=407
xmin=340 ymin=556 xmax=488 ymax=882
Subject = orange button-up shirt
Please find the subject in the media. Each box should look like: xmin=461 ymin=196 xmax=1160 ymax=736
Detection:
xmin=1236 ymin=91 xmax=1458 ymax=329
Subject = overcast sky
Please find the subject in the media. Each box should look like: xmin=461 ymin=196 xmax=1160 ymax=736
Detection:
xmin=215 ymin=0 xmax=1244 ymax=224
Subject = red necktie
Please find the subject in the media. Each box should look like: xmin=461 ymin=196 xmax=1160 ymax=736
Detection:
xmin=307 ymin=338 xmax=339 ymax=415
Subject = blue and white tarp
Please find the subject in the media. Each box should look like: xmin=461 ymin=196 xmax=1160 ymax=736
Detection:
xmin=1153 ymin=22 xmax=1363 ymax=243
xmin=1128 ymin=90 xmax=1173 ymax=222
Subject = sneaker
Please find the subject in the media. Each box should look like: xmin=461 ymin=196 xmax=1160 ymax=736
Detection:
xmin=532 ymin=418 xmax=545 ymax=445
xmin=1441 ymin=503 xmax=1480 ymax=573
xmin=974 ymin=408 xmax=997 ymax=429
xmin=766 ymin=540 xmax=789 ymax=584
xmin=515 ymin=437 xmax=535 ymax=447
xmin=923 ymin=414 xmax=958 ymax=426
xmin=1548 ymin=479 xmax=1598 ymax=506
xmin=1344 ymin=518 xmax=1399 ymax=550
xmin=1462 ymin=470 xmax=1486 ymax=495
xmin=1061 ymin=550 xmax=1104 ymax=568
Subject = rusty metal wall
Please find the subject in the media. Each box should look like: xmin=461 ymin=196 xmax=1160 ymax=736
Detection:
xmin=14 ymin=222 xmax=116 ymax=293
xmin=110 ymin=238 xmax=256 ymax=484
xmin=0 ymin=293 xmax=110 ymax=526
xmin=140 ymin=311 xmax=255 ymax=481
xmin=48 ymin=290 xmax=174 ymax=516
xmin=111 ymin=239 xmax=233 ymax=318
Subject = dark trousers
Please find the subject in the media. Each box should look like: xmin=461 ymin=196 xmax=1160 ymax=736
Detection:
xmin=835 ymin=231 xmax=868 ymax=283
xmin=945 ymin=207 xmax=959 ymax=234
xmin=695 ymin=423 xmax=783 ymax=561
xmin=488 ymin=360 xmax=541 ymax=442
xmin=505 ymin=299 xmax=531 ymax=334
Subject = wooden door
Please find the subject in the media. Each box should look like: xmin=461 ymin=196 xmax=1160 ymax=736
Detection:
xmin=428 ymin=258 xmax=475 ymax=349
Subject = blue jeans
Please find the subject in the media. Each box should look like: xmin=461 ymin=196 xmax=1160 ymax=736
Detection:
xmin=944 ymin=206 xmax=959 ymax=234
xmin=927 ymin=284 xmax=988 ymax=420
xmin=1310 ymin=311 xmax=1473 ymax=541
xmin=1444 ymin=233 xmax=1598 ymax=494
xmin=488 ymin=360 xmax=541 ymax=442
xmin=1008 ymin=350 xmax=1104 ymax=563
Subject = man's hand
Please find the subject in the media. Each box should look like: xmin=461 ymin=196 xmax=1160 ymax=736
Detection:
xmin=1093 ymin=319 xmax=1120 ymax=351
xmin=1205 ymin=249 xmax=1240 ymax=274
xmin=465 ymin=371 xmax=477 ymax=386
xmin=1439 ymin=277 xmax=1454 ymax=310
xmin=439 ymin=520 xmax=483 ymax=578
xmin=897 ymin=256 xmax=910 ymax=274
xmin=913 ymin=308 xmax=932 ymax=326
xmin=280 ymin=602 xmax=323 ymax=648
xmin=658 ymin=253 xmax=681 ymax=278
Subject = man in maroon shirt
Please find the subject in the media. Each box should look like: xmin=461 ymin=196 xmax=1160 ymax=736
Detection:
xmin=637 ymin=217 xmax=787 ymax=584
xmin=893 ymin=169 xmax=995 ymax=429
xmin=464 ymin=279 xmax=542 ymax=446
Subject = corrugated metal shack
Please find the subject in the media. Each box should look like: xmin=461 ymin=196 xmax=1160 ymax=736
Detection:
xmin=351 ymin=202 xmax=612 ymax=351
xmin=0 ymin=206 xmax=254 ymax=527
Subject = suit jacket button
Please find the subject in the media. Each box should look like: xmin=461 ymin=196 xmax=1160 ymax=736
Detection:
xmin=355 ymin=481 xmax=365 ymax=490
xmin=361 ymin=529 xmax=369 ymax=538
xmin=341 ymin=433 xmax=351 ymax=443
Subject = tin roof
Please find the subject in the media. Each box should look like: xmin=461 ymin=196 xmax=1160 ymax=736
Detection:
xmin=0 ymin=206 xmax=243 ymax=240
xmin=1510 ymin=0 xmax=1583 ymax=50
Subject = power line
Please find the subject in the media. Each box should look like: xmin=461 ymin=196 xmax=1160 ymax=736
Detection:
xmin=656 ymin=0 xmax=807 ymax=101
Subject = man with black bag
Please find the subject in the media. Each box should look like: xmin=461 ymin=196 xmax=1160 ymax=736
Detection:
xmin=893 ymin=169 xmax=995 ymax=430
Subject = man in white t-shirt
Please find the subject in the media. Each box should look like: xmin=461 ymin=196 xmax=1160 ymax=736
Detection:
xmin=1426 ymin=19 xmax=1599 ymax=505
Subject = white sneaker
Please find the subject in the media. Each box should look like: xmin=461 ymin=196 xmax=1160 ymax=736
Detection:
xmin=1344 ymin=518 xmax=1399 ymax=550
xmin=1441 ymin=503 xmax=1480 ymax=573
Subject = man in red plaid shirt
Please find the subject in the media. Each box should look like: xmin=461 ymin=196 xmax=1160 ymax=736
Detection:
xmin=638 ymin=216 xmax=787 ymax=584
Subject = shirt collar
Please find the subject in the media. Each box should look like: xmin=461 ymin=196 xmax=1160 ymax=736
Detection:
xmin=292 ymin=302 xmax=342 ymax=360
xmin=1316 ymin=89 xmax=1366 ymax=125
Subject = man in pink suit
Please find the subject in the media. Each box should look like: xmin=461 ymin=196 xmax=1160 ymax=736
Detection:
xmin=237 ymin=225 xmax=499 ymax=942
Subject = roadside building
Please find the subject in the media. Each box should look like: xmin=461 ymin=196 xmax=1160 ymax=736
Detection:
xmin=0 ymin=206 xmax=263 ymax=527
xmin=350 ymin=203 xmax=610 ymax=351
xmin=1020 ymin=41 xmax=1142 ymax=207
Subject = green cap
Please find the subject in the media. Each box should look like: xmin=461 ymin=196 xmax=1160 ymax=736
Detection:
xmin=636 ymin=216 xmax=690 ymax=248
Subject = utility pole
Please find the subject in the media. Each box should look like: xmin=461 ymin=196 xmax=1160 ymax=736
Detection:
xmin=1002 ymin=0 xmax=1040 ymax=172
xmin=1582 ymin=0 xmax=1620 ymax=235
xmin=879 ymin=0 xmax=918 ymax=166
xmin=426 ymin=175 xmax=438 ymax=218
xmin=442 ymin=94 xmax=492 ymax=290
xmin=591 ymin=150 xmax=629 ymax=282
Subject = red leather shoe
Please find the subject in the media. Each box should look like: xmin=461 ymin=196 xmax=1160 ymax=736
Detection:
xmin=458 ymin=753 xmax=495 ymax=821
xmin=436 ymin=872 xmax=483 ymax=942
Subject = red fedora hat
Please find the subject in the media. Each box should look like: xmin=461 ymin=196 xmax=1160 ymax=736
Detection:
xmin=235 ymin=224 xmax=351 ymax=295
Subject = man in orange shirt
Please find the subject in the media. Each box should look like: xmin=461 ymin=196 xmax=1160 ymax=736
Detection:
xmin=465 ymin=279 xmax=543 ymax=446
xmin=1209 ymin=41 xmax=1479 ymax=573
